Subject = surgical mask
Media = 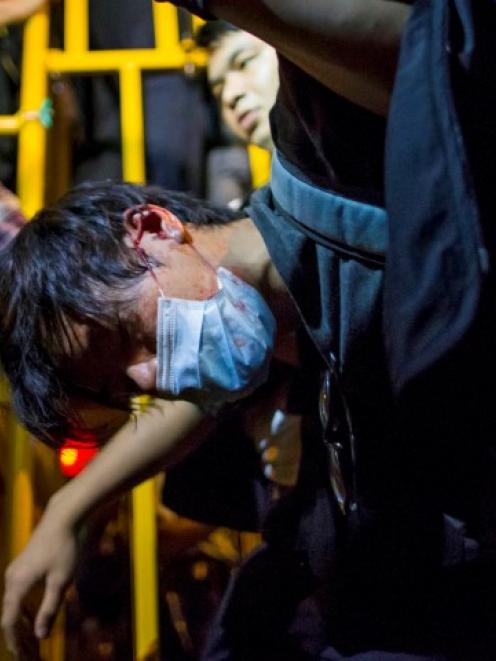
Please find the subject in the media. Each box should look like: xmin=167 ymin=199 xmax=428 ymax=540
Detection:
xmin=156 ymin=266 xmax=276 ymax=409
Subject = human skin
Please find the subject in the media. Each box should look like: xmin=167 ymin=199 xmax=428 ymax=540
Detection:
xmin=0 ymin=184 xmax=25 ymax=251
xmin=0 ymin=184 xmax=21 ymax=212
xmin=0 ymin=0 xmax=46 ymax=27
xmin=207 ymin=30 xmax=278 ymax=150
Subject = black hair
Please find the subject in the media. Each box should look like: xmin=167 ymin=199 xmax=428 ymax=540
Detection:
xmin=196 ymin=20 xmax=239 ymax=50
xmin=0 ymin=181 xmax=240 ymax=445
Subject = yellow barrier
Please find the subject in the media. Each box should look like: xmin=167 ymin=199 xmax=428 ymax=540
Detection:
xmin=248 ymin=144 xmax=272 ymax=190
xmin=64 ymin=0 xmax=89 ymax=53
xmin=17 ymin=6 xmax=50 ymax=219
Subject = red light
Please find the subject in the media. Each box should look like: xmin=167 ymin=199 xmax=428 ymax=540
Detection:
xmin=58 ymin=430 xmax=99 ymax=477
xmin=60 ymin=447 xmax=79 ymax=468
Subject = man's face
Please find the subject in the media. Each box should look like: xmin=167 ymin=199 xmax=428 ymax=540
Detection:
xmin=208 ymin=31 xmax=279 ymax=150
xmin=63 ymin=230 xmax=219 ymax=411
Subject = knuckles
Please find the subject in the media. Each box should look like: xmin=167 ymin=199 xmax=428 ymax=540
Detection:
xmin=4 ymin=563 xmax=27 ymax=589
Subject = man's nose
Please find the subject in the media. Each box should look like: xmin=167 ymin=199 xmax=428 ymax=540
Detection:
xmin=223 ymin=72 xmax=246 ymax=109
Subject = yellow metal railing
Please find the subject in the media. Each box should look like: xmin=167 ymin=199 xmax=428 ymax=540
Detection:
xmin=0 ymin=3 xmax=271 ymax=659
xmin=248 ymin=144 xmax=271 ymax=190
xmin=17 ymin=7 xmax=50 ymax=219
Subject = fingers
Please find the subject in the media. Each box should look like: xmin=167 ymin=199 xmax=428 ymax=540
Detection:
xmin=1 ymin=567 xmax=27 ymax=656
xmin=34 ymin=577 xmax=65 ymax=640
xmin=1 ymin=567 xmax=65 ymax=655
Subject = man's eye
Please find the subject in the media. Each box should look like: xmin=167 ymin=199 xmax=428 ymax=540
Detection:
xmin=237 ymin=55 xmax=256 ymax=70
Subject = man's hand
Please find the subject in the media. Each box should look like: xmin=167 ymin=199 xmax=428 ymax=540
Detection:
xmin=0 ymin=0 xmax=46 ymax=27
xmin=1 ymin=500 xmax=78 ymax=657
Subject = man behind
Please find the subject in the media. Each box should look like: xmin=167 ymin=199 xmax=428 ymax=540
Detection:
xmin=198 ymin=20 xmax=278 ymax=152
xmin=198 ymin=20 xmax=278 ymax=208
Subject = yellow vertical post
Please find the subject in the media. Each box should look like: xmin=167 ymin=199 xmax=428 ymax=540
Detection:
xmin=17 ymin=4 xmax=50 ymax=218
xmin=64 ymin=0 xmax=89 ymax=53
xmin=247 ymin=144 xmax=271 ymax=190
xmin=119 ymin=64 xmax=146 ymax=183
xmin=0 ymin=385 xmax=30 ymax=661
xmin=130 ymin=478 xmax=160 ymax=660
xmin=120 ymin=63 xmax=159 ymax=659
xmin=5 ymin=419 xmax=33 ymax=560
xmin=153 ymin=2 xmax=180 ymax=50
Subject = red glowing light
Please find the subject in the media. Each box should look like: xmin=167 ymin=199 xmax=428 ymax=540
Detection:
xmin=58 ymin=430 xmax=99 ymax=477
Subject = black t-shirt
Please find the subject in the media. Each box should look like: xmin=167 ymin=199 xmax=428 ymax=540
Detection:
xmin=270 ymin=56 xmax=386 ymax=206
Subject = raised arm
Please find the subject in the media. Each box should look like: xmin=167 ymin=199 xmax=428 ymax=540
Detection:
xmin=1 ymin=399 xmax=207 ymax=656
xmin=160 ymin=0 xmax=412 ymax=115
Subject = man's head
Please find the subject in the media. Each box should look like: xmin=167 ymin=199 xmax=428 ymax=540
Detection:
xmin=0 ymin=181 xmax=240 ymax=444
xmin=197 ymin=21 xmax=279 ymax=151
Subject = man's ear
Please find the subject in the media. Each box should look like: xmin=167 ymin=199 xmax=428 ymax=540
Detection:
xmin=123 ymin=204 xmax=190 ymax=248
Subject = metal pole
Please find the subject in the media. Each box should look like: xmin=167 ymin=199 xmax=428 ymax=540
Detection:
xmin=119 ymin=62 xmax=160 ymax=660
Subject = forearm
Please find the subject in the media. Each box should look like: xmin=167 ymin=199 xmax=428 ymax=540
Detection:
xmin=47 ymin=399 xmax=207 ymax=527
xmin=206 ymin=0 xmax=411 ymax=115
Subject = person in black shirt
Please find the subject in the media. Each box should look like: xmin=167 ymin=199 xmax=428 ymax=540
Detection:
xmin=163 ymin=3 xmax=496 ymax=660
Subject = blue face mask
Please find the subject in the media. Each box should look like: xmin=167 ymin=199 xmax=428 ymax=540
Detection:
xmin=156 ymin=267 xmax=276 ymax=409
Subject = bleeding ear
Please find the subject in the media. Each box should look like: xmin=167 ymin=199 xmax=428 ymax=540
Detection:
xmin=123 ymin=204 xmax=190 ymax=247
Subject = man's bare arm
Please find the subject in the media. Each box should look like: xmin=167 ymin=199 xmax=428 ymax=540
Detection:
xmin=2 ymin=400 xmax=208 ymax=656
xmin=49 ymin=400 xmax=207 ymax=522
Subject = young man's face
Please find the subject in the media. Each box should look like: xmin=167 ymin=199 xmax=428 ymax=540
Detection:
xmin=63 ymin=230 xmax=219 ymax=408
xmin=208 ymin=30 xmax=279 ymax=150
